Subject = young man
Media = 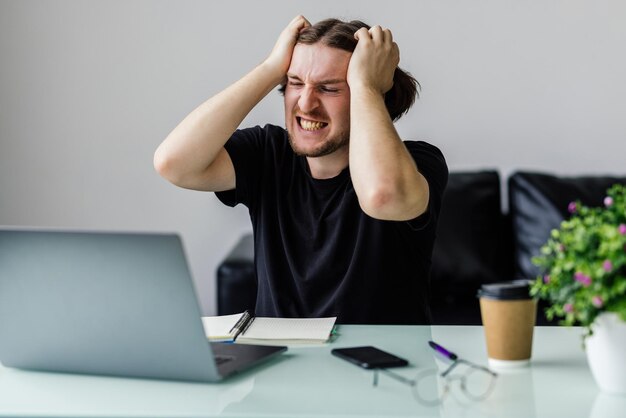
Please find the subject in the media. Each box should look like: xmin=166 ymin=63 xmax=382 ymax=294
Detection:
xmin=154 ymin=16 xmax=448 ymax=324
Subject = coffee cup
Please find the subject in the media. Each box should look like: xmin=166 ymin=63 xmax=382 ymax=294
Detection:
xmin=478 ymin=280 xmax=537 ymax=368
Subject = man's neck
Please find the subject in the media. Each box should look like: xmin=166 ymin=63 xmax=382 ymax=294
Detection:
xmin=306 ymin=147 xmax=349 ymax=180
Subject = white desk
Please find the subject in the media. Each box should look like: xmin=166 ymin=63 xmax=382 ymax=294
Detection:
xmin=0 ymin=325 xmax=622 ymax=417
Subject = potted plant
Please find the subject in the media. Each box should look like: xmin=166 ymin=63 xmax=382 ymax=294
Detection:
xmin=531 ymin=183 xmax=626 ymax=394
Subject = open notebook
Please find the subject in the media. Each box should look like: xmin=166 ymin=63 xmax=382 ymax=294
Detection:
xmin=202 ymin=312 xmax=337 ymax=345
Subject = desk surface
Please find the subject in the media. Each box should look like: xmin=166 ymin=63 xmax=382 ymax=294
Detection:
xmin=0 ymin=325 xmax=622 ymax=418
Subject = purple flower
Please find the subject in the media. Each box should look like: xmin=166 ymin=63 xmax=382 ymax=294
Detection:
xmin=543 ymin=275 xmax=551 ymax=284
xmin=568 ymin=202 xmax=577 ymax=214
xmin=603 ymin=260 xmax=613 ymax=273
xmin=574 ymin=272 xmax=592 ymax=287
xmin=619 ymin=224 xmax=626 ymax=235
xmin=592 ymin=296 xmax=604 ymax=308
xmin=604 ymin=196 xmax=614 ymax=207
xmin=564 ymin=303 xmax=574 ymax=313
xmin=558 ymin=244 xmax=566 ymax=253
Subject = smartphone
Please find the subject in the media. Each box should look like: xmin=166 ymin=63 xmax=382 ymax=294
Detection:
xmin=331 ymin=346 xmax=409 ymax=369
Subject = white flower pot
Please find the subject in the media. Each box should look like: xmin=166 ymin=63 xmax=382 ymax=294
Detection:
xmin=586 ymin=313 xmax=626 ymax=394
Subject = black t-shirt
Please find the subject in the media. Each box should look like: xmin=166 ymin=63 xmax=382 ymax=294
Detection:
xmin=216 ymin=124 xmax=448 ymax=324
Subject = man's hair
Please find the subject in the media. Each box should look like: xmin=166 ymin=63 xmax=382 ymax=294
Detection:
xmin=279 ymin=18 xmax=419 ymax=122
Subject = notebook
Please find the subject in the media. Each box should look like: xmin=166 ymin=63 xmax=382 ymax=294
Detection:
xmin=0 ymin=227 xmax=287 ymax=382
xmin=202 ymin=311 xmax=337 ymax=345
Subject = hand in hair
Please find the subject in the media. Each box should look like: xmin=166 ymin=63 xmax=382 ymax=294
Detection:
xmin=347 ymin=25 xmax=400 ymax=96
xmin=264 ymin=15 xmax=311 ymax=81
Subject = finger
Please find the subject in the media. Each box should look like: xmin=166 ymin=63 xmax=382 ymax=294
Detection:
xmin=392 ymin=42 xmax=400 ymax=65
xmin=383 ymin=28 xmax=393 ymax=44
xmin=290 ymin=15 xmax=310 ymax=31
xmin=290 ymin=14 xmax=306 ymax=25
xmin=368 ymin=25 xmax=384 ymax=42
xmin=354 ymin=27 xmax=371 ymax=41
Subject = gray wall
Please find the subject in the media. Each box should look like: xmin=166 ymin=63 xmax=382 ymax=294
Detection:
xmin=2 ymin=0 xmax=625 ymax=315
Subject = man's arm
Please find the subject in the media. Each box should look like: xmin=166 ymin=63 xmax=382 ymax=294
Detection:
xmin=153 ymin=15 xmax=310 ymax=192
xmin=347 ymin=26 xmax=429 ymax=221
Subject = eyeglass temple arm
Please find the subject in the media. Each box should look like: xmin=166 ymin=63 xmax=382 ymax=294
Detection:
xmin=444 ymin=359 xmax=497 ymax=378
xmin=373 ymin=368 xmax=417 ymax=387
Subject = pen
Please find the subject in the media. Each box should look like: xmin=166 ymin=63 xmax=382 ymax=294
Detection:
xmin=428 ymin=340 xmax=458 ymax=361
xmin=229 ymin=310 xmax=252 ymax=335
xmin=240 ymin=315 xmax=255 ymax=335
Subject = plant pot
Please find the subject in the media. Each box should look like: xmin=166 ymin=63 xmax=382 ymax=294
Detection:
xmin=586 ymin=312 xmax=626 ymax=394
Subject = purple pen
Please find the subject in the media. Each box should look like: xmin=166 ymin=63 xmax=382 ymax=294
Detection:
xmin=428 ymin=340 xmax=458 ymax=361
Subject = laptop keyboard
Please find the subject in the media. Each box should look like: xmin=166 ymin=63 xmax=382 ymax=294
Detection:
xmin=215 ymin=355 xmax=235 ymax=366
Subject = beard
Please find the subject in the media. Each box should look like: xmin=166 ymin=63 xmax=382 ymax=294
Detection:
xmin=286 ymin=125 xmax=350 ymax=158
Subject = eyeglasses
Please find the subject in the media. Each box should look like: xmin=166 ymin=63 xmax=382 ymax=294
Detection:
xmin=372 ymin=341 xmax=498 ymax=406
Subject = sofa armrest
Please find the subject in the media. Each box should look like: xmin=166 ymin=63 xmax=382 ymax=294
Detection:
xmin=216 ymin=234 xmax=256 ymax=315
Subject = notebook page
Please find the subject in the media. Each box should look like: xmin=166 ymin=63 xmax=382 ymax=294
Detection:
xmin=242 ymin=317 xmax=336 ymax=340
xmin=201 ymin=313 xmax=244 ymax=340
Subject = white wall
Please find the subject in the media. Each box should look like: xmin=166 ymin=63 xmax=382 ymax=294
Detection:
xmin=1 ymin=0 xmax=625 ymax=315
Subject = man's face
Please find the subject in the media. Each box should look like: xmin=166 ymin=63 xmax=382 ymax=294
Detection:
xmin=284 ymin=43 xmax=352 ymax=158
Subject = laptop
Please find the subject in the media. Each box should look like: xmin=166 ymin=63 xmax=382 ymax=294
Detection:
xmin=0 ymin=227 xmax=286 ymax=382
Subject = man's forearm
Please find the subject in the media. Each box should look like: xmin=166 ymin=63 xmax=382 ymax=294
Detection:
xmin=154 ymin=63 xmax=282 ymax=189
xmin=349 ymin=87 xmax=429 ymax=221
xmin=155 ymin=16 xmax=309 ymax=191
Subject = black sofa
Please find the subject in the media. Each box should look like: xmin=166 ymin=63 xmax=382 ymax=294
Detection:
xmin=216 ymin=171 xmax=626 ymax=325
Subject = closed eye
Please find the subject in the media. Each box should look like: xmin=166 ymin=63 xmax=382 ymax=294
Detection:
xmin=319 ymin=86 xmax=339 ymax=93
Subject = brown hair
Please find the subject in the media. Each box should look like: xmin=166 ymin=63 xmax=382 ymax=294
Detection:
xmin=279 ymin=18 xmax=419 ymax=122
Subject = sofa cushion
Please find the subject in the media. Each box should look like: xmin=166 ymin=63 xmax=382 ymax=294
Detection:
xmin=430 ymin=170 xmax=513 ymax=325
xmin=508 ymin=172 xmax=626 ymax=282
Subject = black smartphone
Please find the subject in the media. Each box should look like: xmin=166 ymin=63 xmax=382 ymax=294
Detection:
xmin=331 ymin=346 xmax=409 ymax=369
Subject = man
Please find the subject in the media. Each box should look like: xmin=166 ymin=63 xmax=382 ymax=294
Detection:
xmin=154 ymin=16 xmax=448 ymax=324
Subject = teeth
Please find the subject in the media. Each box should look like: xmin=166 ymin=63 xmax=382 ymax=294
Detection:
xmin=300 ymin=119 xmax=326 ymax=131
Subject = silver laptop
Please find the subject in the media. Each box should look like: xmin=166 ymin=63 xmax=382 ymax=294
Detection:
xmin=0 ymin=228 xmax=286 ymax=382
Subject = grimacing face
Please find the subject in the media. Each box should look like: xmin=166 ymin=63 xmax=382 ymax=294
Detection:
xmin=284 ymin=43 xmax=352 ymax=158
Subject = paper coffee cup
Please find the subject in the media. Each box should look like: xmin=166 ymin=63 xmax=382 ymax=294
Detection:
xmin=478 ymin=280 xmax=537 ymax=368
